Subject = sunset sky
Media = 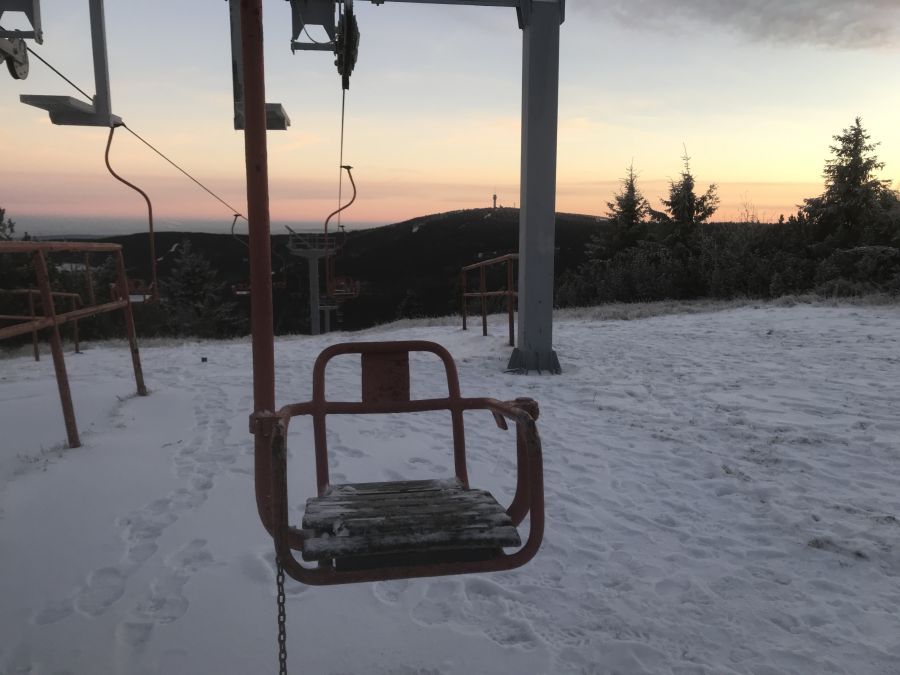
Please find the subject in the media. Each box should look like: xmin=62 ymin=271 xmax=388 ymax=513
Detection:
xmin=2 ymin=0 xmax=899 ymax=234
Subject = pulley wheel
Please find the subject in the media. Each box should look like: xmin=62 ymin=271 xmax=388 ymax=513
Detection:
xmin=335 ymin=5 xmax=359 ymax=90
xmin=5 ymin=38 xmax=29 ymax=80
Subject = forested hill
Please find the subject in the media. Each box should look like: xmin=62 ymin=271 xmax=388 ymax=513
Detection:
xmin=101 ymin=208 xmax=607 ymax=332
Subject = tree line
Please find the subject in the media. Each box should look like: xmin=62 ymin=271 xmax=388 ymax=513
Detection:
xmin=3 ymin=117 xmax=899 ymax=346
xmin=557 ymin=117 xmax=900 ymax=306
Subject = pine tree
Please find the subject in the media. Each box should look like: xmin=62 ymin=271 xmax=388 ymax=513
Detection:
xmin=651 ymin=151 xmax=719 ymax=244
xmin=0 ymin=207 xmax=15 ymax=241
xmin=605 ymin=163 xmax=649 ymax=249
xmin=803 ymin=117 xmax=899 ymax=247
xmin=584 ymin=165 xmax=650 ymax=265
xmin=163 ymin=239 xmax=244 ymax=337
xmin=0 ymin=207 xmax=34 ymax=320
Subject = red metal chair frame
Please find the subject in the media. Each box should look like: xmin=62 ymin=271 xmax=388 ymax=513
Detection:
xmin=251 ymin=340 xmax=544 ymax=585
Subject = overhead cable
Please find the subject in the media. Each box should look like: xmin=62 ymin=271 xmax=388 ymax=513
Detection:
xmin=9 ymin=35 xmax=246 ymax=222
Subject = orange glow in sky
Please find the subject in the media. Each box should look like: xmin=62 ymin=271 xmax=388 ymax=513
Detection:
xmin=2 ymin=1 xmax=899 ymax=233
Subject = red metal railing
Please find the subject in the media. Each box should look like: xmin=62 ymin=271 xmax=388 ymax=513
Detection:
xmin=0 ymin=241 xmax=148 ymax=448
xmin=460 ymin=253 xmax=518 ymax=347
xmin=0 ymin=289 xmax=84 ymax=359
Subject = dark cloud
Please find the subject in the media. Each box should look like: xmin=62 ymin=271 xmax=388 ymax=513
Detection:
xmin=580 ymin=0 xmax=900 ymax=49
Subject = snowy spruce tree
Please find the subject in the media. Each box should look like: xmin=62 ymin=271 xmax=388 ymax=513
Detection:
xmin=650 ymin=151 xmax=719 ymax=245
xmin=163 ymin=239 xmax=245 ymax=338
xmin=803 ymin=117 xmax=900 ymax=247
xmin=595 ymin=163 xmax=650 ymax=256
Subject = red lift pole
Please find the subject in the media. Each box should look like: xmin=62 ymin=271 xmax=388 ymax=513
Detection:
xmin=240 ymin=0 xmax=277 ymax=533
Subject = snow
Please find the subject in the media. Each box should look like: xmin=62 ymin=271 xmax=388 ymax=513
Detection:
xmin=2 ymin=303 xmax=900 ymax=674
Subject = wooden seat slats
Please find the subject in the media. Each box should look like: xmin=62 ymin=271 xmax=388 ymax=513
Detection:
xmin=301 ymin=478 xmax=521 ymax=562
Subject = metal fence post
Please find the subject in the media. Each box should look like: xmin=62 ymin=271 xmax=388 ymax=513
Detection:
xmin=84 ymin=253 xmax=96 ymax=306
xmin=33 ymin=250 xmax=80 ymax=448
xmin=115 ymin=250 xmax=147 ymax=396
xmin=71 ymin=296 xmax=81 ymax=353
xmin=27 ymin=291 xmax=40 ymax=361
xmin=461 ymin=271 xmax=467 ymax=331
xmin=480 ymin=266 xmax=487 ymax=337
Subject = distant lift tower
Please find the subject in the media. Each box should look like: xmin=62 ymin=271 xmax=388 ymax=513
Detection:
xmin=283 ymin=0 xmax=565 ymax=373
xmin=285 ymin=230 xmax=330 ymax=335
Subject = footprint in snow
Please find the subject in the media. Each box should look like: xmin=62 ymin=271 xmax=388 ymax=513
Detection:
xmin=32 ymin=597 xmax=74 ymax=626
xmin=116 ymin=620 xmax=154 ymax=650
xmin=75 ymin=566 xmax=126 ymax=617
xmin=131 ymin=539 xmax=213 ymax=625
xmin=372 ymin=579 xmax=410 ymax=605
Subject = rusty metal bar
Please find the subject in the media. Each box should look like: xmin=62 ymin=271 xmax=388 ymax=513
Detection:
xmin=480 ymin=266 xmax=487 ymax=337
xmin=0 ymin=242 xmax=124 ymax=253
xmin=460 ymin=270 xmax=467 ymax=331
xmin=463 ymin=291 xmax=513 ymax=298
xmin=0 ymin=300 xmax=127 ymax=340
xmin=461 ymin=253 xmax=518 ymax=272
xmin=71 ymin=295 xmax=81 ymax=353
xmin=459 ymin=254 xmax=518 ymax=346
xmin=114 ymin=250 xmax=147 ymax=396
xmin=84 ymin=253 xmax=96 ymax=306
xmin=0 ymin=289 xmax=82 ymax=299
xmin=241 ymin=0 xmax=278 ymax=535
xmin=105 ymin=126 xmax=159 ymax=302
xmin=32 ymin=250 xmax=80 ymax=448
xmin=28 ymin=292 xmax=39 ymax=361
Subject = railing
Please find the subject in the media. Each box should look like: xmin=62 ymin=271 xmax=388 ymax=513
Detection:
xmin=460 ymin=253 xmax=518 ymax=347
xmin=0 ymin=241 xmax=148 ymax=448
xmin=0 ymin=289 xmax=84 ymax=360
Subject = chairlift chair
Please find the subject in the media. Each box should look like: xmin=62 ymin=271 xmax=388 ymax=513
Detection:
xmin=253 ymin=340 xmax=544 ymax=585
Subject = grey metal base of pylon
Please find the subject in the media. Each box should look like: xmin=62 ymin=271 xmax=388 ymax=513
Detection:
xmin=506 ymin=348 xmax=561 ymax=375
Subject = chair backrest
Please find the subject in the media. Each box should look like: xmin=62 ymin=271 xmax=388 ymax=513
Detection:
xmin=309 ymin=341 xmax=469 ymax=493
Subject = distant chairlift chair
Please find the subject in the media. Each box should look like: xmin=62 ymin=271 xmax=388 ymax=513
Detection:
xmin=256 ymin=340 xmax=544 ymax=585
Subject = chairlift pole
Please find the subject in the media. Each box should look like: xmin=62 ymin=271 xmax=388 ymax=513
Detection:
xmin=240 ymin=0 xmax=277 ymax=532
xmin=508 ymin=0 xmax=561 ymax=373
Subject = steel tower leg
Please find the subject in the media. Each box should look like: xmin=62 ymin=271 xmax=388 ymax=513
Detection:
xmin=508 ymin=0 xmax=561 ymax=374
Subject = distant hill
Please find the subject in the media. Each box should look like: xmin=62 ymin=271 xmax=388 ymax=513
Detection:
xmin=100 ymin=208 xmax=608 ymax=331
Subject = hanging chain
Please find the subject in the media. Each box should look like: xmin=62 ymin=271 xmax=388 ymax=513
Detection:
xmin=276 ymin=560 xmax=288 ymax=675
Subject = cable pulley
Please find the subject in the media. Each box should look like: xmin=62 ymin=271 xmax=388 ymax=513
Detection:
xmin=334 ymin=1 xmax=359 ymax=90
xmin=1 ymin=36 xmax=28 ymax=79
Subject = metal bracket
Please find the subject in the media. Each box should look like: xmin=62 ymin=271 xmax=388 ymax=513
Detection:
xmin=228 ymin=0 xmax=290 ymax=130
xmin=19 ymin=94 xmax=121 ymax=125
xmin=19 ymin=0 xmax=120 ymax=126
xmin=0 ymin=0 xmax=42 ymax=43
xmin=287 ymin=0 xmax=336 ymax=44
xmin=249 ymin=410 xmax=280 ymax=436
xmin=517 ymin=0 xmax=565 ymax=28
xmin=287 ymin=0 xmax=357 ymax=89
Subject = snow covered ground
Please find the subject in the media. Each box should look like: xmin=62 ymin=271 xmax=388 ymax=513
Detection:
xmin=2 ymin=302 xmax=900 ymax=675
